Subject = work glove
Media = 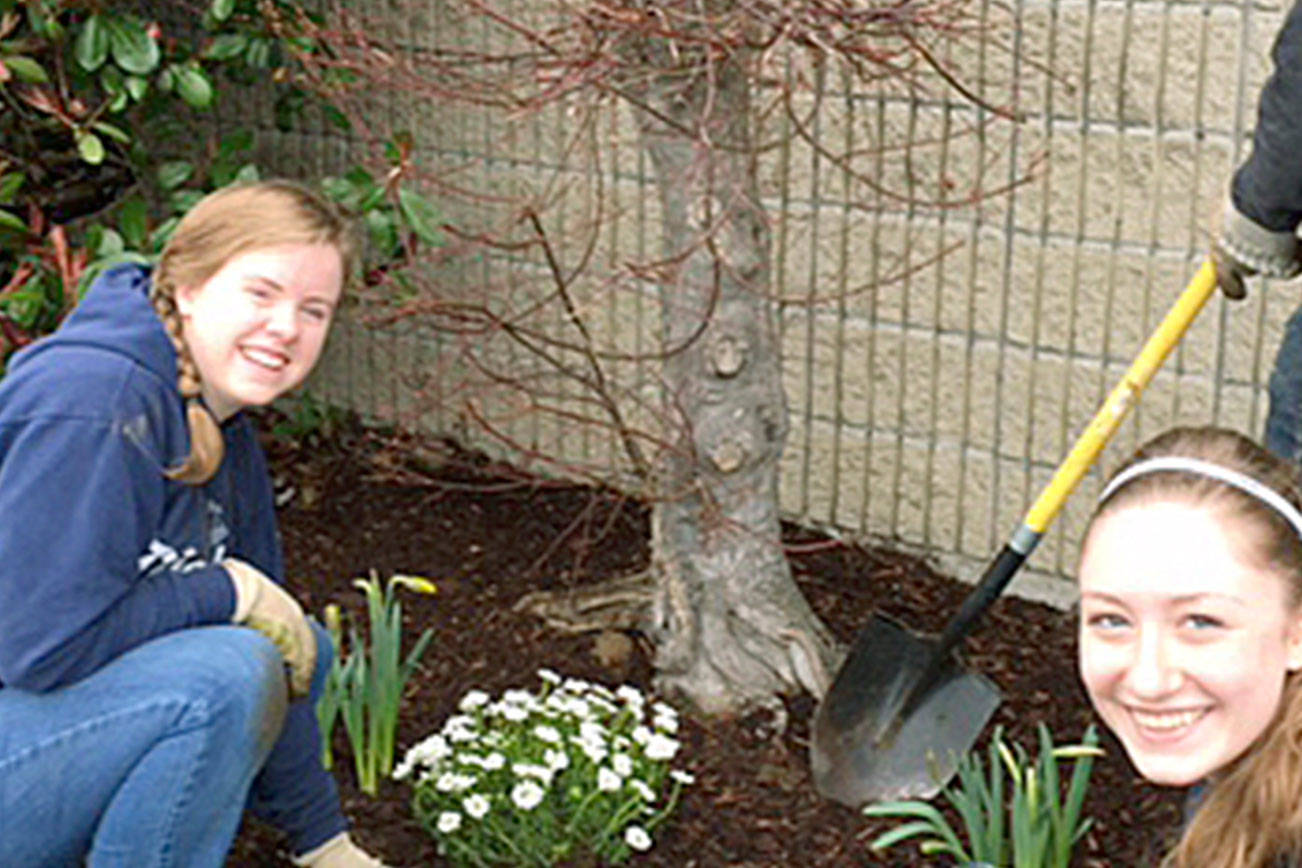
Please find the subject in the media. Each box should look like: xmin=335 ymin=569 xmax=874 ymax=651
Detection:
xmin=225 ymin=558 xmax=317 ymax=698
xmin=1212 ymin=197 xmax=1302 ymax=300
xmin=291 ymin=832 xmax=389 ymax=867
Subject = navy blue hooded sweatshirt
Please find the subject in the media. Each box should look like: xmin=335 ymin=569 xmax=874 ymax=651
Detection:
xmin=0 ymin=264 xmax=345 ymax=852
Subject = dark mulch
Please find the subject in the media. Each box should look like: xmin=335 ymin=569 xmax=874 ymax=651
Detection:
xmin=227 ymin=414 xmax=1184 ymax=866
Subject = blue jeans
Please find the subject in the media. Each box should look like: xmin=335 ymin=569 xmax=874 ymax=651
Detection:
xmin=1267 ymin=305 xmax=1302 ymax=462
xmin=0 ymin=623 xmax=327 ymax=867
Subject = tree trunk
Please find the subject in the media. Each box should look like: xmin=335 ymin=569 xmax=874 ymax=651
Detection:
xmin=624 ymin=39 xmax=840 ymax=715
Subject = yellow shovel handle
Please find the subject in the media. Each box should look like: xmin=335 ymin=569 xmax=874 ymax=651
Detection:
xmin=1023 ymin=257 xmax=1219 ymax=534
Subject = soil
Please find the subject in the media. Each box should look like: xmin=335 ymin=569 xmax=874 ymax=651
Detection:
xmin=227 ymin=412 xmax=1185 ymax=867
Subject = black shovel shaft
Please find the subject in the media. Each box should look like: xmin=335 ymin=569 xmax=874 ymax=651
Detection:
xmin=893 ymin=542 xmax=1029 ymax=724
xmin=933 ymin=542 xmax=1030 ymax=659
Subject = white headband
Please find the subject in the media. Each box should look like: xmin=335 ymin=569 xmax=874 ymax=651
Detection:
xmin=1099 ymin=455 xmax=1302 ymax=540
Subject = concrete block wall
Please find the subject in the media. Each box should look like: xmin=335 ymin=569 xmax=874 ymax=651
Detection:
xmin=241 ymin=0 xmax=1300 ymax=608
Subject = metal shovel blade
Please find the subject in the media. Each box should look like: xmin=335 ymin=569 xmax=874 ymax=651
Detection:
xmin=807 ymin=261 xmax=1220 ymax=808
xmin=810 ymin=613 xmax=1000 ymax=807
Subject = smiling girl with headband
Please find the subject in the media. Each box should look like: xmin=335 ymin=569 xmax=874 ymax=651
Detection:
xmin=1079 ymin=425 xmax=1302 ymax=867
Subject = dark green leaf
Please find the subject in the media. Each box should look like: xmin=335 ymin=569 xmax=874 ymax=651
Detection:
xmin=106 ymin=16 xmax=160 ymax=75
xmin=0 ymin=208 xmax=26 ymax=232
xmin=203 ymin=33 xmax=247 ymax=61
xmin=219 ymin=127 xmax=254 ymax=157
xmin=99 ymin=64 xmax=124 ymax=94
xmin=0 ymin=172 xmax=24 ymax=205
xmin=244 ymin=37 xmax=272 ymax=69
xmin=210 ymin=0 xmax=236 ymax=22
xmin=83 ymin=224 xmax=105 ymax=254
xmin=175 ymin=67 xmax=214 ymax=109
xmin=3 ymin=56 xmax=49 ymax=83
xmin=118 ymin=197 xmax=149 ymax=249
xmin=150 ymin=216 xmax=180 ymax=251
xmin=169 ymin=189 xmax=205 ymax=214
xmin=272 ymin=89 xmax=305 ymax=132
xmin=365 ymin=210 xmax=398 ymax=260
xmin=397 ymin=187 xmax=442 ymax=246
xmin=76 ymin=131 xmax=105 ymax=165
xmin=157 ymin=161 xmax=193 ymax=190
xmin=125 ymin=75 xmax=148 ymax=102
xmin=156 ymin=65 xmax=175 ymax=93
xmin=75 ymin=15 xmax=109 ymax=71
xmin=91 ymin=121 xmax=130 ymax=144
xmin=344 ymin=166 xmax=375 ymax=189
xmin=320 ymin=176 xmax=352 ymax=203
xmin=356 ymin=183 xmax=386 ymax=214
xmin=96 ymin=228 xmax=125 ymax=257
xmin=322 ymin=104 xmax=350 ymax=132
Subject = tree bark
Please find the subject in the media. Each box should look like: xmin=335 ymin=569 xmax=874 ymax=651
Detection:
xmin=623 ymin=36 xmax=840 ymax=715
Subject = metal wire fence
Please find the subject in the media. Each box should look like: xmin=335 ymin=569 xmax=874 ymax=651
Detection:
xmin=216 ymin=0 xmax=1296 ymax=605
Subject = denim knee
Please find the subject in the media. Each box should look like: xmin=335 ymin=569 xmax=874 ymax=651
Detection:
xmin=170 ymin=627 xmax=288 ymax=755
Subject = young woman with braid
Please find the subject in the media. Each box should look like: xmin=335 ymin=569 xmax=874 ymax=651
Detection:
xmin=1078 ymin=425 xmax=1302 ymax=867
xmin=0 ymin=180 xmax=387 ymax=867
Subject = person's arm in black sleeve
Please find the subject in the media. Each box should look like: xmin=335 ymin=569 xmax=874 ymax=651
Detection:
xmin=1216 ymin=0 xmax=1302 ymax=297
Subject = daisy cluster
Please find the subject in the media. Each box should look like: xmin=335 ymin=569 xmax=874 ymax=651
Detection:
xmin=397 ymin=669 xmax=695 ymax=866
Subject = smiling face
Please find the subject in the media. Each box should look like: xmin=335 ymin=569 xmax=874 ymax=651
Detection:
xmin=1078 ymin=499 xmax=1302 ymax=786
xmin=175 ymin=242 xmax=343 ymax=422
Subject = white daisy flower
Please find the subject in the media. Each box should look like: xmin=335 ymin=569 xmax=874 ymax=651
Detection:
xmin=616 ymin=685 xmax=645 ymax=708
xmin=463 ymin=794 xmax=490 ymax=819
xmin=624 ymin=825 xmax=652 ymax=851
xmin=533 ymin=724 xmax=562 ymax=744
xmin=597 ymin=767 xmax=622 ymax=792
xmin=511 ymin=780 xmax=545 ymax=811
xmin=437 ymin=811 xmax=462 ymax=833
xmin=612 ymin=753 xmax=633 ymax=777
xmin=458 ymin=689 xmax=491 ymax=711
xmin=562 ymin=677 xmax=592 ymax=694
xmin=537 ymin=668 xmax=562 ymax=685
xmin=653 ymin=712 xmax=679 ymax=734
xmin=644 ymin=732 xmax=680 ymax=760
xmin=670 ymin=769 xmax=697 ymax=785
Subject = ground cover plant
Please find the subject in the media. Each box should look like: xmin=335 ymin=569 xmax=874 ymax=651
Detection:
xmin=227 ymin=412 xmax=1187 ymax=866
xmin=397 ymin=674 xmax=693 ymax=865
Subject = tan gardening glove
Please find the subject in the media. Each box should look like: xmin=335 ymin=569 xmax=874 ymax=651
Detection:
xmin=291 ymin=832 xmax=389 ymax=867
xmin=1212 ymin=197 xmax=1302 ymax=300
xmin=224 ymin=558 xmax=317 ymax=698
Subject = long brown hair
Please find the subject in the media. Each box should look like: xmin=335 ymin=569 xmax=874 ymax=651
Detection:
xmin=1086 ymin=426 xmax=1302 ymax=867
xmin=150 ymin=179 xmax=356 ymax=484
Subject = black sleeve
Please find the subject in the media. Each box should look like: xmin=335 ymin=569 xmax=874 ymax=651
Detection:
xmin=1233 ymin=0 xmax=1302 ymax=231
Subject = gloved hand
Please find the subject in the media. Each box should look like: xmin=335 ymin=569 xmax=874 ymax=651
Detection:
xmin=291 ymin=832 xmax=389 ymax=867
xmin=1212 ymin=197 xmax=1302 ymax=300
xmin=224 ymin=558 xmax=317 ymax=698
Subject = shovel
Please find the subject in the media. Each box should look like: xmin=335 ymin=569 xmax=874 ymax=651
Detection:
xmin=810 ymin=258 xmax=1220 ymax=807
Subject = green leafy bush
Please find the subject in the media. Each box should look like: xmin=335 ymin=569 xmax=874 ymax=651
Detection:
xmin=0 ymin=0 xmax=443 ymax=371
xmin=396 ymin=673 xmax=695 ymax=866
xmin=863 ymin=723 xmax=1101 ymax=868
